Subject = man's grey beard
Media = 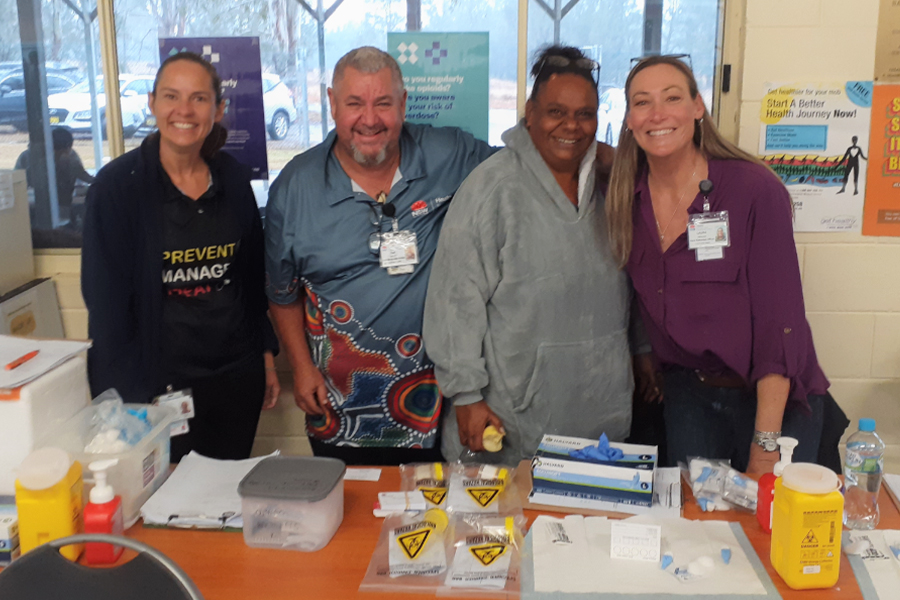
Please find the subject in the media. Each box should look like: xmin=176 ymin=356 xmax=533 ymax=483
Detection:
xmin=351 ymin=144 xmax=387 ymax=166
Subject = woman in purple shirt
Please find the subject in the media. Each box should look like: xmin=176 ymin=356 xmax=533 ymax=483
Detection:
xmin=606 ymin=56 xmax=845 ymax=474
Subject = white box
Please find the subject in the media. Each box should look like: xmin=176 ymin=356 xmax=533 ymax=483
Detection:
xmin=0 ymin=513 xmax=20 ymax=564
xmin=0 ymin=278 xmax=65 ymax=338
xmin=239 ymin=457 xmax=346 ymax=552
xmin=0 ymin=355 xmax=90 ymax=496
xmin=0 ymin=170 xmax=34 ymax=297
xmin=531 ymin=434 xmax=657 ymax=508
xmin=43 ymin=403 xmax=177 ymax=528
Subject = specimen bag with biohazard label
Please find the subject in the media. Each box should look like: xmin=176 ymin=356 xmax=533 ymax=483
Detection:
xmin=440 ymin=513 xmax=526 ymax=597
xmin=445 ymin=463 xmax=522 ymax=516
xmin=400 ymin=462 xmax=449 ymax=509
xmin=359 ymin=508 xmax=451 ymax=595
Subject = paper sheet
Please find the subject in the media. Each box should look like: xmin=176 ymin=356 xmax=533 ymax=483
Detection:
xmin=529 ymin=515 xmax=771 ymax=597
xmin=845 ymin=530 xmax=900 ymax=600
xmin=883 ymin=473 xmax=900 ymax=510
xmin=140 ymin=451 xmax=277 ymax=529
xmin=0 ymin=335 xmax=91 ymax=389
xmin=345 ymin=468 xmax=382 ymax=481
xmin=0 ymin=173 xmax=13 ymax=211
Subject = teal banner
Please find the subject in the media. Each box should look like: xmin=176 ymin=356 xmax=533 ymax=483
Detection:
xmin=388 ymin=32 xmax=489 ymax=142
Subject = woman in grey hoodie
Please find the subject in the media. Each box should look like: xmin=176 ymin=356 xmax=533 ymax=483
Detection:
xmin=424 ymin=46 xmax=646 ymax=464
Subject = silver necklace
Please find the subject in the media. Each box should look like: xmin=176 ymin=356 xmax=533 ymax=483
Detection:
xmin=653 ymin=163 xmax=698 ymax=245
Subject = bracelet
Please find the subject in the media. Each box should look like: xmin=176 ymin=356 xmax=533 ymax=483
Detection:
xmin=753 ymin=429 xmax=782 ymax=438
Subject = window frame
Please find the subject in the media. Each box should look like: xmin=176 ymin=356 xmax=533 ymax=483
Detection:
xmin=33 ymin=0 xmax=738 ymax=253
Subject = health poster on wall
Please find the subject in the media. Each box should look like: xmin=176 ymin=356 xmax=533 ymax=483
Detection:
xmin=388 ymin=32 xmax=489 ymax=142
xmin=159 ymin=37 xmax=268 ymax=179
xmin=862 ymin=84 xmax=900 ymax=236
xmin=758 ymin=81 xmax=873 ymax=232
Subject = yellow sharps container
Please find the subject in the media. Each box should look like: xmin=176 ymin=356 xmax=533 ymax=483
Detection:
xmin=15 ymin=447 xmax=84 ymax=561
xmin=770 ymin=462 xmax=843 ymax=590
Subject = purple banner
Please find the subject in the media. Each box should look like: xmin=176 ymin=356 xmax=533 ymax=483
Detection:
xmin=159 ymin=37 xmax=268 ymax=179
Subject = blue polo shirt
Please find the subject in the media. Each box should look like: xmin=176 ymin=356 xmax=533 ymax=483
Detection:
xmin=265 ymin=123 xmax=494 ymax=448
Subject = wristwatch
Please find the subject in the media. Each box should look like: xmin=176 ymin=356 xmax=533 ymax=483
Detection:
xmin=753 ymin=430 xmax=781 ymax=452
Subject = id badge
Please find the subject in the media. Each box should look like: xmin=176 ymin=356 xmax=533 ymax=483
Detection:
xmin=153 ymin=388 xmax=195 ymax=437
xmin=687 ymin=211 xmax=730 ymax=261
xmin=380 ymin=230 xmax=419 ymax=271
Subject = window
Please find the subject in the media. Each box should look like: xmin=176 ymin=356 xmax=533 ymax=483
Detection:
xmin=528 ymin=0 xmax=721 ymax=147
xmin=1 ymin=0 xmax=726 ymax=249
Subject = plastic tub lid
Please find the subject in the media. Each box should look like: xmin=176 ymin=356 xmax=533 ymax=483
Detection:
xmin=238 ymin=456 xmax=346 ymax=502
xmin=16 ymin=447 xmax=72 ymax=490
xmin=782 ymin=463 xmax=840 ymax=494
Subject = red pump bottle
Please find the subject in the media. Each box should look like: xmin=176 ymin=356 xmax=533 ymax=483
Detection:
xmin=84 ymin=459 xmax=124 ymax=564
xmin=756 ymin=437 xmax=798 ymax=533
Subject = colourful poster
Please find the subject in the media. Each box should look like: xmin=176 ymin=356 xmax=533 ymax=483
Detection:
xmin=388 ymin=32 xmax=489 ymax=142
xmin=862 ymin=84 xmax=900 ymax=236
xmin=758 ymin=82 xmax=873 ymax=232
xmin=159 ymin=37 xmax=269 ymax=179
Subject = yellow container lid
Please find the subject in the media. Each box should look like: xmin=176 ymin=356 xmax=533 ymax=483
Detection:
xmin=782 ymin=463 xmax=840 ymax=494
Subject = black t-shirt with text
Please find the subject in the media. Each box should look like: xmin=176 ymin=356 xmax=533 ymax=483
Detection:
xmin=159 ymin=166 xmax=256 ymax=380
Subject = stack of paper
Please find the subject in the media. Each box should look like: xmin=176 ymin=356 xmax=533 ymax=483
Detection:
xmin=140 ymin=451 xmax=277 ymax=529
xmin=845 ymin=529 xmax=900 ymax=600
xmin=0 ymin=335 xmax=91 ymax=389
xmin=528 ymin=515 xmax=773 ymax=597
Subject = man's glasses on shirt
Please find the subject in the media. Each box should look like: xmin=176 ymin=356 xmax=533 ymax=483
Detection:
xmin=368 ymin=201 xmax=396 ymax=254
xmin=534 ymin=55 xmax=600 ymax=86
xmin=629 ymin=53 xmax=693 ymax=71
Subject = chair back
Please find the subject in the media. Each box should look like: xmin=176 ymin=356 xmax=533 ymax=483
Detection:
xmin=0 ymin=533 xmax=204 ymax=600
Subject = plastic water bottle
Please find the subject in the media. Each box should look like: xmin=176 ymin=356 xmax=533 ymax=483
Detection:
xmin=843 ymin=418 xmax=885 ymax=530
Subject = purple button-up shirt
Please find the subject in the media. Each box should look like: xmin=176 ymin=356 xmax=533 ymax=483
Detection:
xmin=627 ymin=159 xmax=829 ymax=404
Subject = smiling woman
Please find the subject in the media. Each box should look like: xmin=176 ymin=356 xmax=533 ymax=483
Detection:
xmin=81 ymin=52 xmax=281 ymax=463
xmin=605 ymin=56 xmax=846 ymax=475
xmin=423 ymin=46 xmax=640 ymax=464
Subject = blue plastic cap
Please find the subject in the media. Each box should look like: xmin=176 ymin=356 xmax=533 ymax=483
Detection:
xmin=859 ymin=418 xmax=876 ymax=432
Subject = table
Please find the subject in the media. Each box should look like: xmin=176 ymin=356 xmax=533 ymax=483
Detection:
xmin=123 ymin=466 xmax=900 ymax=600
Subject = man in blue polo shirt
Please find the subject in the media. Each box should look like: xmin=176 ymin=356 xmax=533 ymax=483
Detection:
xmin=265 ymin=46 xmax=495 ymax=465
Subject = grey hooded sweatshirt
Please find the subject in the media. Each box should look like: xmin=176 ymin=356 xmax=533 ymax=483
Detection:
xmin=423 ymin=121 xmax=637 ymax=465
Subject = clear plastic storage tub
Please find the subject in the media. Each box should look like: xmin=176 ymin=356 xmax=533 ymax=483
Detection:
xmin=41 ymin=403 xmax=177 ymax=528
xmin=238 ymin=456 xmax=346 ymax=552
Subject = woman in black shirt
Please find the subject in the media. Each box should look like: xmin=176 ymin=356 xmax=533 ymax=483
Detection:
xmin=82 ymin=52 xmax=279 ymax=461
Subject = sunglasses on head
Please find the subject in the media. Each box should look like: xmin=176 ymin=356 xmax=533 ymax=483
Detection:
xmin=534 ymin=55 xmax=600 ymax=85
xmin=630 ymin=53 xmax=693 ymax=71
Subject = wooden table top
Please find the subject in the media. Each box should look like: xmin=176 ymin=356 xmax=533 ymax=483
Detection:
xmin=121 ymin=464 xmax=900 ymax=600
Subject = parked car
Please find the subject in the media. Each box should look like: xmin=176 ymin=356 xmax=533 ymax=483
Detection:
xmin=47 ymin=75 xmax=154 ymax=138
xmin=263 ymin=73 xmax=297 ymax=140
xmin=597 ymin=87 xmax=625 ymax=146
xmin=0 ymin=72 xmax=78 ymax=130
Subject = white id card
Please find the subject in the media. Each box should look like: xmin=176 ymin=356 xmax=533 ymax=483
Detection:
xmin=154 ymin=388 xmax=195 ymax=419
xmin=153 ymin=388 xmax=195 ymax=437
xmin=687 ymin=211 xmax=730 ymax=252
xmin=380 ymin=230 xmax=419 ymax=270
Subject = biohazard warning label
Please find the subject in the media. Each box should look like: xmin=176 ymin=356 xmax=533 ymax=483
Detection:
xmin=397 ymin=528 xmax=432 ymax=560
xmin=803 ymin=530 xmax=818 ymax=544
xmin=420 ymin=487 xmax=447 ymax=506
xmin=469 ymin=543 xmax=508 ymax=566
xmin=466 ymin=487 xmax=501 ymax=508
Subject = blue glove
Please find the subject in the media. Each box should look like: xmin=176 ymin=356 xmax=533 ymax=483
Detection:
xmin=568 ymin=433 xmax=625 ymax=462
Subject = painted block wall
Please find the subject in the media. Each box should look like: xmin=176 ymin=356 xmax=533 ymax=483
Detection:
xmin=740 ymin=0 xmax=900 ymax=467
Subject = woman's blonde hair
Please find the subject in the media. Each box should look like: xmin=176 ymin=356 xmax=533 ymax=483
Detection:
xmin=605 ymin=55 xmax=771 ymax=267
